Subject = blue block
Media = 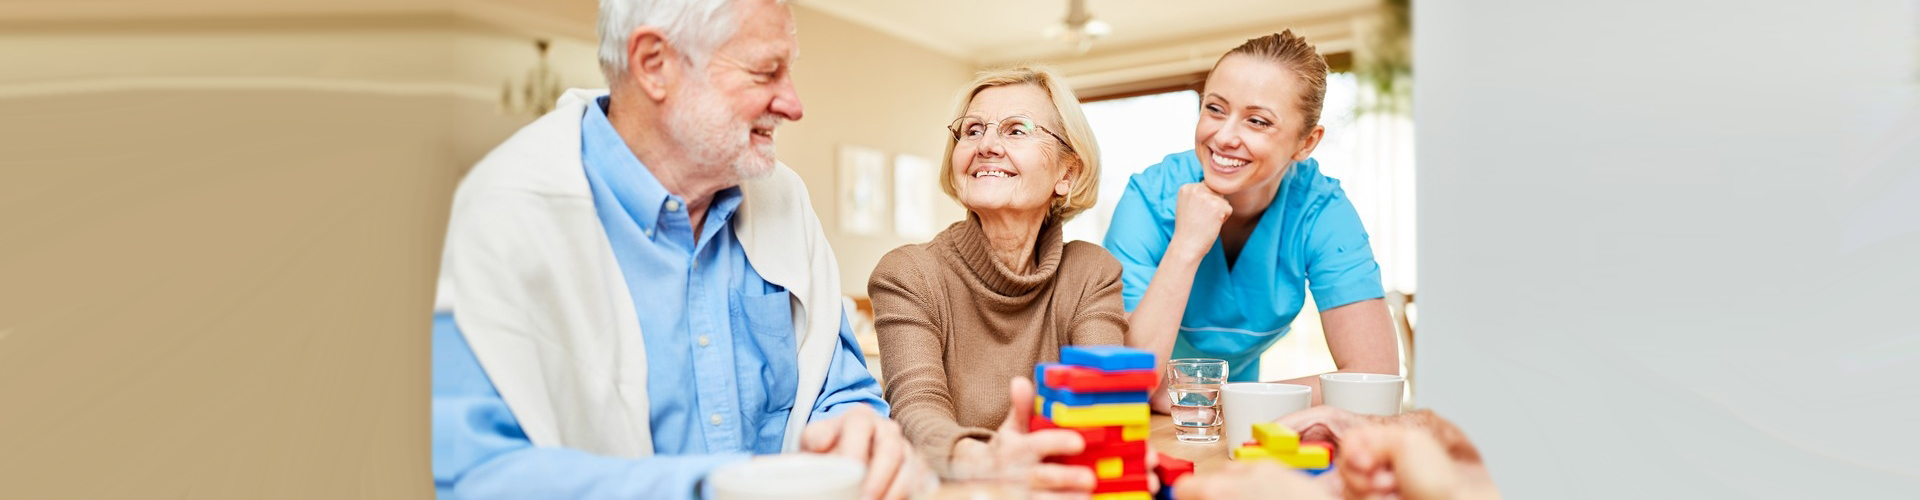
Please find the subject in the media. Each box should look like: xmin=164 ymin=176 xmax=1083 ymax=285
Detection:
xmin=1060 ymin=345 xmax=1156 ymax=371
xmin=1039 ymin=385 xmax=1150 ymax=406
xmin=1303 ymin=465 xmax=1333 ymax=477
xmin=1034 ymin=362 xmax=1056 ymax=388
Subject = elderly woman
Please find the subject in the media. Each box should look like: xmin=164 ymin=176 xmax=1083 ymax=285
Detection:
xmin=869 ymin=65 xmax=1126 ymax=488
xmin=1105 ymin=30 xmax=1400 ymax=407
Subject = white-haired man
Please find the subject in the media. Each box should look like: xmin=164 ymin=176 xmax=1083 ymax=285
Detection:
xmin=430 ymin=0 xmax=926 ymax=498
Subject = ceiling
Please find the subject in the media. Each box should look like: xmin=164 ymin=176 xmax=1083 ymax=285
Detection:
xmin=793 ymin=0 xmax=1379 ymax=65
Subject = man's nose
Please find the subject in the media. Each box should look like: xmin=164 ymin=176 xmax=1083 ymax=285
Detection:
xmin=770 ymin=77 xmax=803 ymax=121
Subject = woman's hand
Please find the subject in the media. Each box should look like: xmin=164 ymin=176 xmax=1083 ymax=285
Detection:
xmin=1170 ymin=183 xmax=1232 ymax=261
xmin=954 ymin=377 xmax=1097 ymax=498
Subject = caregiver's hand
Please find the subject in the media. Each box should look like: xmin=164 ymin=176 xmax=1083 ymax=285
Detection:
xmin=1170 ymin=182 xmax=1232 ymax=260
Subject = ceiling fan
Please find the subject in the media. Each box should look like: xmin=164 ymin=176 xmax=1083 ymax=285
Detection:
xmin=1041 ymin=0 xmax=1112 ymax=52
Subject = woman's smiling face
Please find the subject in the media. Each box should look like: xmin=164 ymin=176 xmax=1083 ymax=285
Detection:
xmin=949 ymin=84 xmax=1075 ymax=220
xmin=1195 ymin=54 xmax=1323 ymax=200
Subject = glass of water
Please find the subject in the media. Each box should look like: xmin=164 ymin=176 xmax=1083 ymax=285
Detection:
xmin=1166 ymin=358 xmax=1228 ymax=443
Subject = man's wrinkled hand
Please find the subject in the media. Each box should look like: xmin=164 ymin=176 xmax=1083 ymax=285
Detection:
xmin=801 ymin=405 xmax=931 ymax=500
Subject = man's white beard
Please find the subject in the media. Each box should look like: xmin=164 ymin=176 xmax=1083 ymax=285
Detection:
xmin=665 ymin=81 xmax=779 ymax=182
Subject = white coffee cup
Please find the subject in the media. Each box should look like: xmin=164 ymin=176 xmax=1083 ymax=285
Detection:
xmin=1320 ymin=373 xmax=1406 ymax=416
xmin=708 ymin=453 xmax=865 ymax=500
xmin=1222 ymin=382 xmax=1313 ymax=449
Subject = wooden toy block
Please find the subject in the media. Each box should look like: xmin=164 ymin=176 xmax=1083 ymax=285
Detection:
xmin=1121 ymin=423 xmax=1150 ymax=442
xmin=1302 ymin=440 xmax=1335 ymax=462
xmin=1043 ymin=365 xmax=1157 ymax=392
xmin=1030 ymin=418 xmax=1144 ymax=449
xmin=1151 ymin=452 xmax=1194 ymax=486
xmin=1096 ymin=456 xmax=1124 ymax=479
xmin=1042 ymin=385 xmax=1152 ymax=406
xmin=1277 ymin=444 xmax=1331 ymax=469
xmin=1231 ymin=443 xmax=1330 ymax=469
xmin=1251 ymin=422 xmax=1299 ymax=454
xmin=1091 ymin=472 xmax=1150 ymax=494
xmin=1056 ymin=453 xmax=1144 ymax=474
xmin=1029 ymin=413 xmax=1056 ymax=431
xmin=1232 ymin=445 xmax=1276 ymax=461
xmin=1061 ymin=345 xmax=1157 ymax=371
xmin=1050 ymin=402 xmax=1150 ymax=427
xmin=1049 ymin=439 xmax=1146 ymax=462
xmin=1091 ymin=492 xmax=1152 ymax=500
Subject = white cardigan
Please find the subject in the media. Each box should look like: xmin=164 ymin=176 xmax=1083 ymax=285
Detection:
xmin=435 ymin=89 xmax=845 ymax=457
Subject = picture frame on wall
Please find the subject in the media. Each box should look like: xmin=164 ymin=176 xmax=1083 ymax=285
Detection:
xmin=837 ymin=144 xmax=888 ymax=235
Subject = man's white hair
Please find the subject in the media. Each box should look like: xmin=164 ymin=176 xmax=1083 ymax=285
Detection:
xmin=597 ymin=0 xmax=740 ymax=83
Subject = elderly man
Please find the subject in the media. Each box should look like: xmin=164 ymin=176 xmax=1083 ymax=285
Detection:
xmin=430 ymin=0 xmax=925 ymax=498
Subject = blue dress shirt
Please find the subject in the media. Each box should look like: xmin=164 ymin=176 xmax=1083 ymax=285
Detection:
xmin=1103 ymin=151 xmax=1385 ymax=381
xmin=432 ymin=96 xmax=887 ymax=499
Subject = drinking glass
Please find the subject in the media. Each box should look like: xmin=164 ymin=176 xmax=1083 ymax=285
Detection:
xmin=1166 ymin=358 xmax=1229 ymax=443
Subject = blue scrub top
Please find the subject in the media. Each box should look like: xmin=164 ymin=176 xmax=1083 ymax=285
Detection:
xmin=1103 ymin=150 xmax=1384 ymax=381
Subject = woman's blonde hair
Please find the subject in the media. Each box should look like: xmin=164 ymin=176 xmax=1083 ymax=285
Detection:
xmin=939 ymin=64 xmax=1101 ymax=221
xmin=1217 ymin=29 xmax=1328 ymax=136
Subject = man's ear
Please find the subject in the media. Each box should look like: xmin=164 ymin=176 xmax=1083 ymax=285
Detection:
xmin=624 ymin=27 xmax=677 ymax=101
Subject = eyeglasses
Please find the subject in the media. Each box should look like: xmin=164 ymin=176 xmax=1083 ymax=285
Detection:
xmin=947 ymin=115 xmax=1074 ymax=152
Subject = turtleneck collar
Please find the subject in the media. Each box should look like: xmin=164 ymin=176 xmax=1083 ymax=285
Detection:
xmin=940 ymin=212 xmax=1066 ymax=299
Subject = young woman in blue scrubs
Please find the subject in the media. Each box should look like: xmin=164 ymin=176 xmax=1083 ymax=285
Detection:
xmin=1104 ymin=30 xmax=1399 ymax=408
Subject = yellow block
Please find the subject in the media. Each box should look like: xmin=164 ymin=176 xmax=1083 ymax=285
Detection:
xmin=1276 ymin=444 xmax=1331 ymax=469
xmin=1233 ymin=445 xmax=1278 ymax=461
xmin=1096 ymin=456 xmax=1123 ymax=479
xmin=1252 ymin=422 xmax=1299 ymax=454
xmin=1049 ymin=402 xmax=1150 ymax=427
xmin=1035 ymin=396 xmax=1045 ymax=415
xmin=1121 ymin=423 xmax=1150 ymax=442
xmin=1091 ymin=492 xmax=1152 ymax=500
xmin=1231 ymin=444 xmax=1329 ymax=469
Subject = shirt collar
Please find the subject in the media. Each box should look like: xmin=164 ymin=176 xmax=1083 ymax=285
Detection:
xmin=580 ymin=96 xmax=746 ymax=239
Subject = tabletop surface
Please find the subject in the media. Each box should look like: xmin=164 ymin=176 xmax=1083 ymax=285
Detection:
xmin=1147 ymin=414 xmax=1231 ymax=474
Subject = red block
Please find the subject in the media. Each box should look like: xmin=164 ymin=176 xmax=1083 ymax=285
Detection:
xmin=1078 ymin=439 xmax=1147 ymax=459
xmin=1043 ymin=365 xmax=1157 ymax=392
xmin=1092 ymin=473 xmax=1151 ymax=494
xmin=1029 ymin=415 xmax=1129 ymax=448
xmin=1152 ymin=452 xmax=1194 ymax=486
xmin=1049 ymin=453 xmax=1147 ymax=475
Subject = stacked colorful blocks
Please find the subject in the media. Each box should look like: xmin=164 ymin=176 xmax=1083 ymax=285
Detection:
xmin=1232 ymin=422 xmax=1334 ymax=476
xmin=1032 ymin=346 xmax=1157 ymax=500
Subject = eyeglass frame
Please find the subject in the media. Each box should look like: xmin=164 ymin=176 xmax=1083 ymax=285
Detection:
xmin=946 ymin=115 xmax=1075 ymax=153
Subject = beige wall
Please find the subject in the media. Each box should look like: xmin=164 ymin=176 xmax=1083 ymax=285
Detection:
xmin=780 ymin=5 xmax=974 ymax=297
xmin=0 ymin=17 xmax=599 ymax=499
xmin=0 ymin=5 xmax=973 ymax=497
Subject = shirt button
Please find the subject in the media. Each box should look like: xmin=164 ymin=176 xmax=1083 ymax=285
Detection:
xmin=698 ymin=335 xmax=711 ymax=347
xmin=710 ymin=413 xmax=723 ymax=426
xmin=665 ymin=200 xmax=681 ymax=212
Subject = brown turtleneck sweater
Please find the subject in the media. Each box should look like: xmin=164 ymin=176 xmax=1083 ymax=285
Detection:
xmin=867 ymin=215 xmax=1128 ymax=470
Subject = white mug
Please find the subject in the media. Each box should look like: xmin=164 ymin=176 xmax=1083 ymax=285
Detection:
xmin=1222 ymin=382 xmax=1313 ymax=449
xmin=1320 ymin=373 xmax=1406 ymax=416
xmin=708 ymin=453 xmax=865 ymax=500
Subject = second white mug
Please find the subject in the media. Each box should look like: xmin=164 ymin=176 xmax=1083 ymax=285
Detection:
xmin=1320 ymin=372 xmax=1405 ymax=416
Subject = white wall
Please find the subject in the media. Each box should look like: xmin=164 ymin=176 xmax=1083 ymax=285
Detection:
xmin=1417 ymin=0 xmax=1920 ymax=496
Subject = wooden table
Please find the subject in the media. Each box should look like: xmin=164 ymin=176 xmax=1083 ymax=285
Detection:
xmin=1147 ymin=414 xmax=1231 ymax=474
